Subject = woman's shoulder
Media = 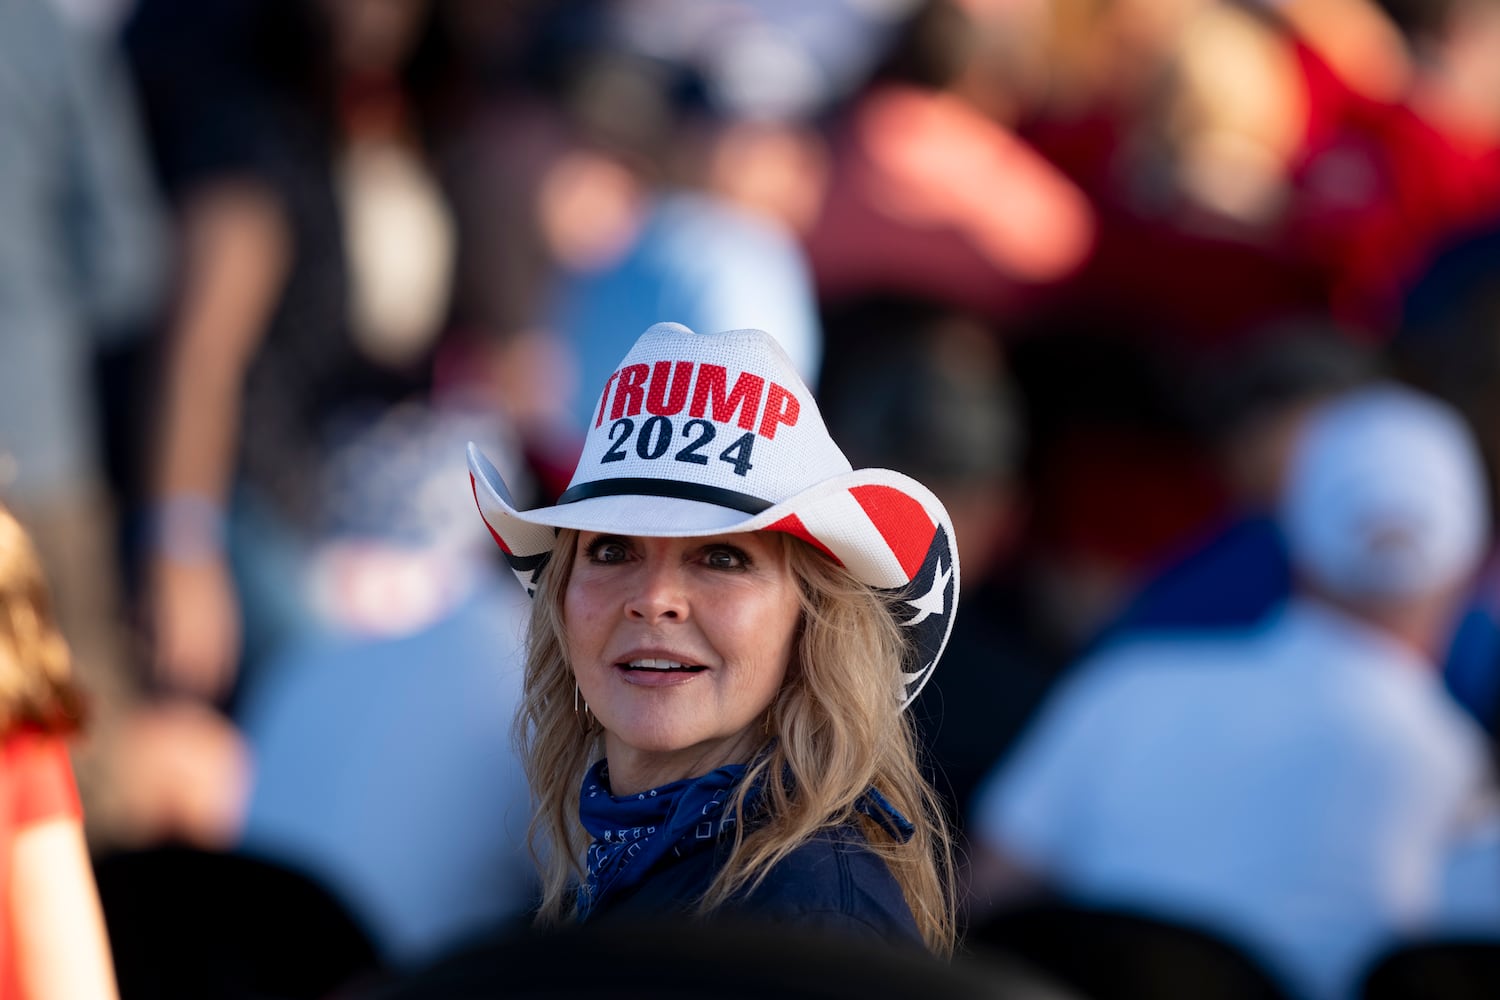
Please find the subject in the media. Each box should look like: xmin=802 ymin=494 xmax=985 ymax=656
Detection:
xmin=733 ymin=825 xmax=922 ymax=946
xmin=0 ymin=727 xmax=81 ymax=828
xmin=592 ymin=823 xmax=923 ymax=947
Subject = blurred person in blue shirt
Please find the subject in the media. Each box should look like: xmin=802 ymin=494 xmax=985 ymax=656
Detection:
xmin=522 ymin=1 xmax=837 ymax=438
xmin=970 ymin=384 xmax=1500 ymax=1000
xmin=234 ymin=402 xmax=538 ymax=968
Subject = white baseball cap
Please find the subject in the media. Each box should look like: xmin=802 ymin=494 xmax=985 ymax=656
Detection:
xmin=1282 ymin=383 xmax=1490 ymax=599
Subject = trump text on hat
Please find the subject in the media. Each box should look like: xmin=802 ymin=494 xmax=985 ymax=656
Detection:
xmin=594 ymin=361 xmax=802 ymax=441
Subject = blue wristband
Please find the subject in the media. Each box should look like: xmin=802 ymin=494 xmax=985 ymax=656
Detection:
xmin=147 ymin=495 xmax=227 ymax=563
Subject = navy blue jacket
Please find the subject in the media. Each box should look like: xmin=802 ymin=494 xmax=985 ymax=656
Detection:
xmin=586 ymin=824 xmax=924 ymax=948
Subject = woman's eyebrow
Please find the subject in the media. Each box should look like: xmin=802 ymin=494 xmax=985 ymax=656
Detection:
xmin=690 ymin=536 xmax=748 ymax=552
xmin=579 ymin=532 xmax=635 ymax=556
xmin=587 ymin=533 xmax=632 ymax=545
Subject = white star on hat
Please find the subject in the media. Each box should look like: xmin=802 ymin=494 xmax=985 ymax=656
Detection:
xmin=903 ymin=558 xmax=951 ymax=627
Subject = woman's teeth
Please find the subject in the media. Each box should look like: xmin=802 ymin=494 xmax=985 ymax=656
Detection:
xmin=623 ymin=659 xmax=702 ymax=672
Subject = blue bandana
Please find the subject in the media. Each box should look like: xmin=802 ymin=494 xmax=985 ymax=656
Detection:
xmin=575 ymin=758 xmax=917 ymax=919
xmin=576 ymin=759 xmax=756 ymax=919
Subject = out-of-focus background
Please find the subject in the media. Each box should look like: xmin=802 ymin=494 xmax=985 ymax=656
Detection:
xmin=6 ymin=0 xmax=1500 ymax=995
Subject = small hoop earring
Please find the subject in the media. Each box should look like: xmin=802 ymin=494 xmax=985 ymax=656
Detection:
xmin=574 ymin=683 xmax=593 ymax=729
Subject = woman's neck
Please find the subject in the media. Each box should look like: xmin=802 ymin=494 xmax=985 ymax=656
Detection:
xmin=602 ymin=730 xmax=765 ymax=796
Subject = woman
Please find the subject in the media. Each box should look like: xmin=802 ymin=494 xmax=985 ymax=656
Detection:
xmin=468 ymin=323 xmax=960 ymax=952
xmin=0 ymin=504 xmax=119 ymax=998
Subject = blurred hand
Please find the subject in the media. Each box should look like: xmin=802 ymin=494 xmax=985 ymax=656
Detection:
xmin=147 ymin=553 xmax=242 ymax=702
xmin=111 ymin=698 xmax=251 ymax=851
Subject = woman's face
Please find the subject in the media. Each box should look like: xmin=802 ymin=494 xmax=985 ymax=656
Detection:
xmin=564 ymin=531 xmax=802 ymax=790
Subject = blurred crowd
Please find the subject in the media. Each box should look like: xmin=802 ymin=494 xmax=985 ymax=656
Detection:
xmin=4 ymin=0 xmax=1500 ymax=995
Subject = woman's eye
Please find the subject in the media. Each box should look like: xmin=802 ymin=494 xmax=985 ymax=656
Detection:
xmin=586 ymin=539 xmax=630 ymax=564
xmin=703 ymin=546 xmax=747 ymax=570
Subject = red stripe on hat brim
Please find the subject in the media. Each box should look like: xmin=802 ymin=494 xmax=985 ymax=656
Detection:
xmin=849 ymin=484 xmax=935 ymax=581
xmin=470 ymin=472 xmax=514 ymax=555
xmin=766 ymin=513 xmax=844 ymax=566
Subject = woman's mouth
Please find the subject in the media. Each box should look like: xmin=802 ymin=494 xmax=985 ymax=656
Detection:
xmin=619 ymin=658 xmax=707 ymax=674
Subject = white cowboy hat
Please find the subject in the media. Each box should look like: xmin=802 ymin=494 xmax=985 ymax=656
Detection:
xmin=468 ymin=322 xmax=959 ymax=708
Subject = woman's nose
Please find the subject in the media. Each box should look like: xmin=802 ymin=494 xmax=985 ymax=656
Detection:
xmin=624 ymin=562 xmax=686 ymax=621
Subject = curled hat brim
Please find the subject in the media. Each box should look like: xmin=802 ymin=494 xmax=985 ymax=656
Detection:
xmin=468 ymin=442 xmax=959 ymax=708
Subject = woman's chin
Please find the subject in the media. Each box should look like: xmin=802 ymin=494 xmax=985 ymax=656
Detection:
xmin=606 ymin=727 xmax=720 ymax=759
xmin=602 ymin=724 xmax=763 ymax=779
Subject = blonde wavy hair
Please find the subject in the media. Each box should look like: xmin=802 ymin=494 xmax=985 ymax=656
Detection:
xmin=0 ymin=505 xmax=84 ymax=735
xmin=517 ymin=528 xmax=955 ymax=954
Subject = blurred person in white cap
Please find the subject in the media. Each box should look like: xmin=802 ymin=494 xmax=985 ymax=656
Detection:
xmin=233 ymin=401 xmax=537 ymax=968
xmin=468 ymin=322 xmax=960 ymax=952
xmin=967 ymin=382 xmax=1500 ymax=999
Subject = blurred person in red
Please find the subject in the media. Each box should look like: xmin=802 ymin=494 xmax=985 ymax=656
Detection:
xmin=1287 ymin=0 xmax=1500 ymax=335
xmin=1023 ymin=0 xmax=1343 ymax=346
xmin=0 ymin=503 xmax=118 ymax=1000
xmin=985 ymin=0 xmax=1379 ymax=647
xmin=122 ymin=0 xmax=459 ymax=704
xmin=803 ymin=0 xmax=1096 ymax=324
xmin=1013 ymin=0 xmax=1219 ymax=197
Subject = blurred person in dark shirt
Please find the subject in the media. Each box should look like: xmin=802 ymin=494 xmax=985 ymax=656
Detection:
xmin=122 ymin=0 xmax=459 ymax=704
xmin=818 ymin=298 xmax=1050 ymax=842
